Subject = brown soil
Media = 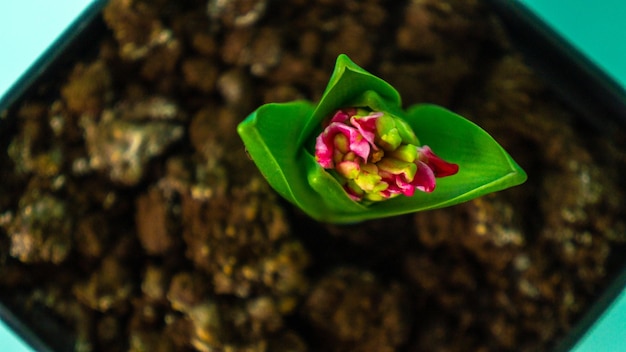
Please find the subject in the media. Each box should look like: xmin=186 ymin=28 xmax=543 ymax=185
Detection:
xmin=2 ymin=0 xmax=626 ymax=351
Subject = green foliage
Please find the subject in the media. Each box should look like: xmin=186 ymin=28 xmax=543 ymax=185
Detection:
xmin=238 ymin=54 xmax=527 ymax=223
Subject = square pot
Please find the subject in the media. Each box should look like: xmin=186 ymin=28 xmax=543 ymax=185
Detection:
xmin=1 ymin=1 xmax=625 ymax=351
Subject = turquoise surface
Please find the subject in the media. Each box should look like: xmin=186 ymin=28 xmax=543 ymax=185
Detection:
xmin=517 ymin=2 xmax=626 ymax=351
xmin=572 ymin=288 xmax=626 ymax=352
xmin=0 ymin=323 xmax=31 ymax=352
xmin=0 ymin=2 xmax=95 ymax=351
xmin=0 ymin=1 xmax=96 ymax=97
xmin=1 ymin=0 xmax=625 ymax=351
xmin=521 ymin=0 xmax=626 ymax=89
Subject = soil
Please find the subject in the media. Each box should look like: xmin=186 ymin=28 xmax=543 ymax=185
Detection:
xmin=2 ymin=0 xmax=626 ymax=351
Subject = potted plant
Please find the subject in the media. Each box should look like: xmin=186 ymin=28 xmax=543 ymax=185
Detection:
xmin=1 ymin=0 xmax=625 ymax=351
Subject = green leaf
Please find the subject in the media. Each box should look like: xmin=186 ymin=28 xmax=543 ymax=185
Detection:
xmin=237 ymin=54 xmax=527 ymax=224
xmin=298 ymin=54 xmax=403 ymax=147
xmin=237 ymin=101 xmax=322 ymax=211
xmin=238 ymin=101 xmax=367 ymax=222
xmin=365 ymin=104 xmax=528 ymax=218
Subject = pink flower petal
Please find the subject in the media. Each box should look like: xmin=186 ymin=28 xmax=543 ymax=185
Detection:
xmin=419 ymin=145 xmax=459 ymax=177
xmin=396 ymin=175 xmax=417 ymax=196
xmin=350 ymin=112 xmax=381 ymax=146
xmin=329 ymin=110 xmax=350 ymax=124
xmin=316 ymin=121 xmax=372 ymax=168
xmin=315 ymin=133 xmax=333 ymax=168
xmin=412 ymin=161 xmax=436 ymax=192
xmin=330 ymin=122 xmax=371 ymax=161
xmin=346 ymin=137 xmax=369 ymax=161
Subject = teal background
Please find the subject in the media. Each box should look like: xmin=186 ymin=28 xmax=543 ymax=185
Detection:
xmin=0 ymin=0 xmax=625 ymax=351
xmin=520 ymin=0 xmax=626 ymax=351
xmin=572 ymin=288 xmax=626 ymax=352
xmin=521 ymin=0 xmax=626 ymax=90
xmin=0 ymin=324 xmax=31 ymax=352
xmin=0 ymin=1 xmax=95 ymax=97
xmin=0 ymin=2 xmax=95 ymax=351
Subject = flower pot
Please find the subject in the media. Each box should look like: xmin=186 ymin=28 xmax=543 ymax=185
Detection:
xmin=1 ymin=1 xmax=625 ymax=351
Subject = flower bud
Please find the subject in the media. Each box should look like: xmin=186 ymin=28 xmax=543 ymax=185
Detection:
xmin=314 ymin=108 xmax=459 ymax=202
